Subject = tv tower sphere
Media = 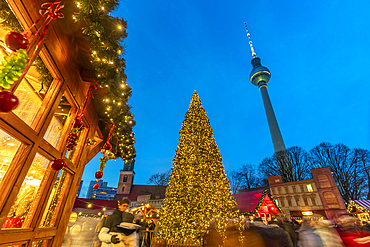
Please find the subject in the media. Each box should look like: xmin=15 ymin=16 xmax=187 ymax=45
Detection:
xmin=249 ymin=57 xmax=271 ymax=87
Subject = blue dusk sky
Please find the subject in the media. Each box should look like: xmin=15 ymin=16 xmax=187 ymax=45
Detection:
xmin=80 ymin=0 xmax=370 ymax=196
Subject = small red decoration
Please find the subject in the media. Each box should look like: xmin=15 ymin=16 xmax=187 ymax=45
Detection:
xmin=93 ymin=184 xmax=100 ymax=189
xmin=4 ymin=32 xmax=29 ymax=51
xmin=51 ymin=158 xmax=66 ymax=171
xmin=103 ymin=142 xmax=112 ymax=151
xmin=73 ymin=118 xmax=83 ymax=129
xmin=95 ymin=170 xmax=103 ymax=179
xmin=66 ymin=131 xmax=79 ymax=151
xmin=0 ymin=91 xmax=19 ymax=112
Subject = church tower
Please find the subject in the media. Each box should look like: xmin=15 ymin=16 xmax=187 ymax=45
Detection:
xmin=245 ymin=23 xmax=295 ymax=182
xmin=116 ymin=160 xmax=135 ymax=195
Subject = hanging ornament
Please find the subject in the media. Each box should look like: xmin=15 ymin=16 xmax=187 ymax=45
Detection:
xmin=51 ymin=158 xmax=66 ymax=171
xmin=65 ymin=83 xmax=98 ymax=151
xmin=103 ymin=142 xmax=112 ymax=151
xmin=0 ymin=1 xmax=64 ymax=114
xmin=95 ymin=170 xmax=103 ymax=179
xmin=0 ymin=90 xmax=20 ymax=112
xmin=4 ymin=32 xmax=29 ymax=51
xmin=94 ymin=124 xmax=115 ymax=179
xmin=93 ymin=184 xmax=100 ymax=189
xmin=0 ymin=49 xmax=29 ymax=89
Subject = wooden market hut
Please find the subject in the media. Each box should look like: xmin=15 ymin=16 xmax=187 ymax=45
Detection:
xmin=347 ymin=200 xmax=370 ymax=223
xmin=0 ymin=0 xmax=135 ymax=246
xmin=234 ymin=190 xmax=283 ymax=221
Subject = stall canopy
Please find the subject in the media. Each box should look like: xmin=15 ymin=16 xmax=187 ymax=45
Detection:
xmin=73 ymin=198 xmax=118 ymax=215
xmin=348 ymin=200 xmax=370 ymax=213
xmin=234 ymin=190 xmax=283 ymax=215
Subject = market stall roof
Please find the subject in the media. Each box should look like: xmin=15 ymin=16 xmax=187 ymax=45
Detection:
xmin=353 ymin=200 xmax=370 ymax=210
xmin=73 ymin=198 xmax=118 ymax=214
xmin=348 ymin=200 xmax=370 ymax=213
xmin=234 ymin=190 xmax=283 ymax=215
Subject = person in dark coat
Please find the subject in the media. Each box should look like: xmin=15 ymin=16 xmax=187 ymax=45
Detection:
xmin=249 ymin=217 xmax=293 ymax=247
xmin=203 ymin=221 xmax=223 ymax=247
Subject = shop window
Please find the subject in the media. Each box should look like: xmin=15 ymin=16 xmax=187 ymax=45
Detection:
xmin=285 ymin=187 xmax=289 ymax=194
xmin=44 ymin=94 xmax=73 ymax=149
xmin=292 ymin=186 xmax=296 ymax=193
xmin=294 ymin=196 xmax=301 ymax=206
xmin=324 ymin=192 xmax=339 ymax=208
xmin=310 ymin=196 xmax=317 ymax=206
xmin=65 ymin=123 xmax=88 ymax=163
xmin=286 ymin=196 xmax=292 ymax=206
xmin=306 ymin=184 xmax=313 ymax=192
xmin=279 ymin=198 xmax=285 ymax=207
xmin=302 ymin=196 xmax=308 ymax=206
xmin=318 ymin=174 xmax=331 ymax=188
xmin=0 ymin=128 xmax=22 ymax=187
xmin=2 ymin=153 xmax=51 ymax=229
xmin=40 ymin=169 xmax=71 ymax=227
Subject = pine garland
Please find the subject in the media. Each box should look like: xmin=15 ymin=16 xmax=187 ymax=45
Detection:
xmin=0 ymin=0 xmax=136 ymax=161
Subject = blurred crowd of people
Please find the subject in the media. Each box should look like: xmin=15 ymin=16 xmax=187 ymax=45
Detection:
xmin=203 ymin=216 xmax=370 ymax=247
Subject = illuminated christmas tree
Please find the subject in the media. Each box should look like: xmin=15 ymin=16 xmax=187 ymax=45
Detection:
xmin=158 ymin=91 xmax=238 ymax=241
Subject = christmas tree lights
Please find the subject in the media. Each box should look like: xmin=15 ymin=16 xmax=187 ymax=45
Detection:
xmin=158 ymin=91 xmax=238 ymax=241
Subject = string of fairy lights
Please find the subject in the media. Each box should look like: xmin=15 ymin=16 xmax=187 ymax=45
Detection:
xmin=71 ymin=0 xmax=135 ymax=161
xmin=0 ymin=0 xmax=136 ymax=161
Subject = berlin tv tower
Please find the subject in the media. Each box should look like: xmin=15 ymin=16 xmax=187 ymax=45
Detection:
xmin=245 ymin=23 xmax=295 ymax=182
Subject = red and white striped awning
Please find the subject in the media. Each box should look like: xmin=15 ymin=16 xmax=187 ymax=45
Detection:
xmin=353 ymin=200 xmax=370 ymax=209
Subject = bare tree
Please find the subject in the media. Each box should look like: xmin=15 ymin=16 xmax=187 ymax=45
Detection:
xmin=354 ymin=148 xmax=370 ymax=199
xmin=227 ymin=170 xmax=244 ymax=194
xmin=239 ymin=164 xmax=260 ymax=189
xmin=309 ymin=142 xmax=366 ymax=202
xmin=287 ymin=146 xmax=312 ymax=181
xmin=147 ymin=170 xmax=171 ymax=186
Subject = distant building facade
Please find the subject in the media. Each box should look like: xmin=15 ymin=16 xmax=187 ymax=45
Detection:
xmin=76 ymin=180 xmax=83 ymax=198
xmin=86 ymin=180 xmax=117 ymax=200
xmin=268 ymin=167 xmax=346 ymax=220
xmin=115 ymin=161 xmax=166 ymax=208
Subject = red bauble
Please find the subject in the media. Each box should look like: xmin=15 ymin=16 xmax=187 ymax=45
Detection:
xmin=51 ymin=159 xmax=66 ymax=171
xmin=4 ymin=32 xmax=29 ymax=51
xmin=93 ymin=184 xmax=100 ymax=189
xmin=95 ymin=170 xmax=103 ymax=179
xmin=73 ymin=118 xmax=83 ymax=128
xmin=0 ymin=91 xmax=19 ymax=112
xmin=103 ymin=143 xmax=112 ymax=150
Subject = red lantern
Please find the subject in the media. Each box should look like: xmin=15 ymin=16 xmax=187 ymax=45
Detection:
xmin=103 ymin=143 xmax=112 ymax=150
xmin=95 ymin=170 xmax=103 ymax=179
xmin=51 ymin=158 xmax=66 ymax=171
xmin=93 ymin=184 xmax=100 ymax=189
xmin=0 ymin=91 xmax=19 ymax=112
xmin=4 ymin=32 xmax=29 ymax=51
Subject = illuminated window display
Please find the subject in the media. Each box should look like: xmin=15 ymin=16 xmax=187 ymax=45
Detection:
xmin=44 ymin=95 xmax=73 ymax=148
xmin=2 ymin=153 xmax=51 ymax=229
xmin=0 ymin=128 xmax=22 ymax=186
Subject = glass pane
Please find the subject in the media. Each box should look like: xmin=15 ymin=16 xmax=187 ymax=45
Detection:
xmin=32 ymin=239 xmax=49 ymax=247
xmin=40 ymin=170 xmax=71 ymax=227
xmin=2 ymin=153 xmax=51 ymax=229
xmin=44 ymin=95 xmax=72 ymax=147
xmin=0 ymin=128 xmax=22 ymax=186
xmin=1 ymin=23 xmax=53 ymax=128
